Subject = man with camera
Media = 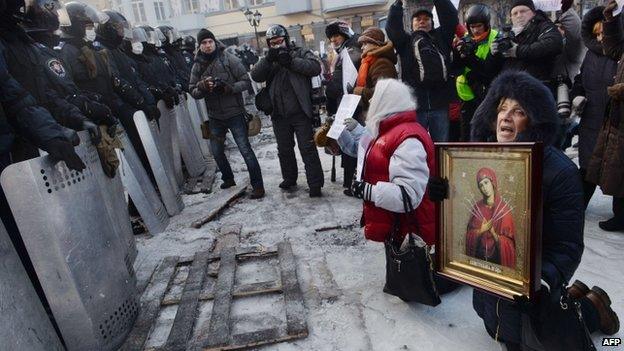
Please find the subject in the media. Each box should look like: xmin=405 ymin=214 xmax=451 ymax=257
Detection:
xmin=189 ymin=29 xmax=265 ymax=199
xmin=454 ymin=4 xmax=503 ymax=141
xmin=250 ymin=25 xmax=324 ymax=197
xmin=493 ymin=0 xmax=564 ymax=89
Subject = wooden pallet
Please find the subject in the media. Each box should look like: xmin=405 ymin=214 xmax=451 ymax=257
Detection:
xmin=122 ymin=242 xmax=308 ymax=351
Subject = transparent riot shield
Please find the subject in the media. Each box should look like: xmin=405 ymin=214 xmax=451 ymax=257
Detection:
xmin=117 ymin=121 xmax=169 ymax=235
xmin=0 ymin=137 xmax=139 ymax=351
xmin=157 ymin=100 xmax=184 ymax=187
xmin=186 ymin=93 xmax=211 ymax=160
xmin=134 ymin=109 xmax=184 ymax=216
xmin=176 ymin=95 xmax=207 ymax=177
xmin=0 ymin=221 xmax=64 ymax=351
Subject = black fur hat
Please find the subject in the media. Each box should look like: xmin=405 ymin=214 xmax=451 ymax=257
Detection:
xmin=470 ymin=71 xmax=558 ymax=145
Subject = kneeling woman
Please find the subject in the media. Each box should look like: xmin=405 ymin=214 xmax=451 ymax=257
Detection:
xmin=470 ymin=71 xmax=619 ymax=350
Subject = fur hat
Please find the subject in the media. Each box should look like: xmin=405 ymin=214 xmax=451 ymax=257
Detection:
xmin=470 ymin=71 xmax=558 ymax=145
xmin=510 ymin=0 xmax=535 ymax=13
xmin=358 ymin=27 xmax=385 ymax=46
xmin=197 ymin=28 xmax=215 ymax=44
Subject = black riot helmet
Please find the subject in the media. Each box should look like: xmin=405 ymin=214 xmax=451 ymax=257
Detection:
xmin=96 ymin=9 xmax=131 ymax=46
xmin=60 ymin=1 xmax=108 ymax=38
xmin=21 ymin=0 xmax=71 ymax=33
xmin=265 ymin=24 xmax=290 ymax=47
xmin=157 ymin=25 xmax=180 ymax=46
xmin=465 ymin=4 xmax=491 ymax=29
xmin=181 ymin=35 xmax=195 ymax=51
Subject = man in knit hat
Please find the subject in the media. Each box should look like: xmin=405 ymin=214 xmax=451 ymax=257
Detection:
xmin=385 ymin=0 xmax=458 ymax=142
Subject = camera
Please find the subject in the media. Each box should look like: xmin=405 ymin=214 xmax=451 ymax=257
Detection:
xmin=494 ymin=25 xmax=515 ymax=52
xmin=556 ymin=75 xmax=571 ymax=119
xmin=458 ymin=36 xmax=477 ymax=57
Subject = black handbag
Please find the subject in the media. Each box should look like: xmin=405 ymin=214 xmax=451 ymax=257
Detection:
xmin=382 ymin=186 xmax=441 ymax=306
xmin=522 ymin=283 xmax=596 ymax=351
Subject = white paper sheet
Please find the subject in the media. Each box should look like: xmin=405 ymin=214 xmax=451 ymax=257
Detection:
xmin=341 ymin=49 xmax=358 ymax=95
xmin=533 ymin=0 xmax=561 ymax=12
xmin=327 ymin=94 xmax=361 ymax=140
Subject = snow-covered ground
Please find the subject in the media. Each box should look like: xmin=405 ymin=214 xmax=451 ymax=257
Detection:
xmin=134 ymin=118 xmax=624 ymax=350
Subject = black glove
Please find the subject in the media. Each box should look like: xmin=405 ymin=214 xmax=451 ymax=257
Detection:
xmin=346 ymin=83 xmax=355 ymax=94
xmin=351 ymin=180 xmax=373 ymax=201
xmin=113 ymin=77 xmax=145 ymax=108
xmin=148 ymin=86 xmax=164 ymax=100
xmin=42 ymin=138 xmax=86 ymax=171
xmin=165 ymin=86 xmax=180 ymax=106
xmin=144 ymin=104 xmax=161 ymax=121
xmin=277 ymin=49 xmax=292 ymax=67
xmin=428 ymin=176 xmax=449 ymax=202
xmin=87 ymin=101 xmax=115 ymax=126
xmin=82 ymin=120 xmax=101 ymax=146
xmin=267 ymin=48 xmax=280 ymax=62
xmin=212 ymin=80 xmax=233 ymax=95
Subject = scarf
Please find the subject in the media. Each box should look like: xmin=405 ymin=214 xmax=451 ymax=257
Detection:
xmin=471 ymin=30 xmax=490 ymax=43
xmin=356 ymin=54 xmax=377 ymax=87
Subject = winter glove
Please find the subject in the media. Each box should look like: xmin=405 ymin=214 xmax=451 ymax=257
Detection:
xmin=351 ymin=180 xmax=373 ymax=201
xmin=165 ymin=86 xmax=178 ymax=108
xmin=82 ymin=120 xmax=101 ymax=146
xmin=604 ymin=0 xmax=618 ymax=21
xmin=428 ymin=176 xmax=449 ymax=202
xmin=607 ymin=83 xmax=624 ymax=101
xmin=277 ymin=49 xmax=292 ymax=67
xmin=502 ymin=42 xmax=518 ymax=58
xmin=42 ymin=138 xmax=86 ymax=171
xmin=344 ymin=117 xmax=358 ymax=131
xmin=267 ymin=48 xmax=280 ymax=62
xmin=213 ymin=80 xmax=233 ymax=95
xmin=148 ymin=86 xmax=164 ymax=100
xmin=144 ymin=104 xmax=161 ymax=121
xmin=87 ymin=101 xmax=116 ymax=126
xmin=346 ymin=83 xmax=355 ymax=94
xmin=490 ymin=41 xmax=500 ymax=55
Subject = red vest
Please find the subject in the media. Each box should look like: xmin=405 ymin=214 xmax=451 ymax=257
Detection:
xmin=362 ymin=110 xmax=436 ymax=244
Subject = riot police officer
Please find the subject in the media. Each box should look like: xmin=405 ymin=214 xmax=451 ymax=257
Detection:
xmin=158 ymin=25 xmax=190 ymax=91
xmin=179 ymin=35 xmax=196 ymax=71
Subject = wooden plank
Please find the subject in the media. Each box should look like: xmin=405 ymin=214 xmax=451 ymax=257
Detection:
xmin=120 ymin=256 xmax=178 ymax=351
xmin=192 ymin=247 xmax=237 ymax=349
xmin=164 ymin=251 xmax=210 ymax=350
xmin=177 ymin=246 xmax=277 ymax=265
xmin=191 ymin=181 xmax=248 ymax=229
xmin=277 ymin=242 xmax=308 ymax=336
xmin=161 ymin=280 xmax=282 ymax=306
xmin=203 ymin=328 xmax=305 ymax=351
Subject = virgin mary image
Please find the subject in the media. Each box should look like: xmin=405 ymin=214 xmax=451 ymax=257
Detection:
xmin=465 ymin=167 xmax=516 ymax=268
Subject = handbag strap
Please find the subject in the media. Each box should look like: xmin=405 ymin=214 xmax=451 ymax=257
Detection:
xmin=397 ymin=185 xmax=418 ymax=246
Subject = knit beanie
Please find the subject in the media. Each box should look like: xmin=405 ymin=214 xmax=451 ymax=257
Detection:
xmin=510 ymin=0 xmax=536 ymax=12
xmin=197 ymin=28 xmax=215 ymax=44
xmin=358 ymin=27 xmax=385 ymax=46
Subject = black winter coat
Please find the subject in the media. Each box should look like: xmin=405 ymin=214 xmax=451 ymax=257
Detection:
xmin=324 ymin=35 xmax=362 ymax=115
xmin=501 ymin=11 xmax=564 ymax=83
xmin=128 ymin=45 xmax=177 ymax=91
xmin=163 ymin=45 xmax=190 ymax=91
xmin=386 ymin=0 xmax=458 ymax=110
xmin=571 ymin=6 xmax=617 ymax=169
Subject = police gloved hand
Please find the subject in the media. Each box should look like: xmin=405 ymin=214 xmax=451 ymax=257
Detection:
xmin=277 ymin=49 xmax=292 ymax=67
xmin=428 ymin=176 xmax=449 ymax=202
xmin=144 ymin=104 xmax=161 ymax=121
xmin=344 ymin=117 xmax=358 ymax=131
xmin=87 ymin=101 xmax=115 ymax=126
xmin=165 ymin=86 xmax=180 ymax=106
xmin=82 ymin=120 xmax=101 ymax=146
xmin=502 ymin=42 xmax=518 ymax=58
xmin=351 ymin=180 xmax=373 ymax=201
xmin=42 ymin=138 xmax=86 ymax=171
xmin=148 ymin=86 xmax=164 ymax=100
xmin=267 ymin=48 xmax=280 ymax=62
xmin=163 ymin=87 xmax=177 ymax=108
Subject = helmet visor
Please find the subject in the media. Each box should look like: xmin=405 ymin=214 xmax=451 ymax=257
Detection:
xmin=110 ymin=21 xmax=131 ymax=39
xmin=146 ymin=30 xmax=158 ymax=45
xmin=166 ymin=28 xmax=180 ymax=42
xmin=57 ymin=6 xmax=72 ymax=27
xmin=132 ymin=27 xmax=149 ymax=44
xmin=82 ymin=4 xmax=109 ymax=25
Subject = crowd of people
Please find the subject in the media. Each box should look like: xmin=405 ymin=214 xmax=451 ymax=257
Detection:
xmin=0 ymin=0 xmax=622 ymax=349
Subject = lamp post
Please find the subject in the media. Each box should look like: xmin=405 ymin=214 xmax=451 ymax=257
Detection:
xmin=244 ymin=8 xmax=262 ymax=49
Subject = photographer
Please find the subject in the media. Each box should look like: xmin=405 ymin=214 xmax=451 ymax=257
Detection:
xmin=251 ymin=25 xmax=324 ymax=197
xmin=190 ymin=29 xmax=264 ymax=199
xmin=454 ymin=4 xmax=503 ymax=141
xmin=494 ymin=0 xmax=563 ymax=89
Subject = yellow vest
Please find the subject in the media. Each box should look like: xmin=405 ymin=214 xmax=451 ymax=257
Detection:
xmin=456 ymin=29 xmax=498 ymax=102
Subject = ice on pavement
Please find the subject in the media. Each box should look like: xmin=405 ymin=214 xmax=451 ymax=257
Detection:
xmin=134 ymin=117 xmax=623 ymax=350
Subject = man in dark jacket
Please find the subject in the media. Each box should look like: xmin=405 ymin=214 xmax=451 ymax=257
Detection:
xmin=158 ymin=25 xmax=190 ymax=92
xmin=190 ymin=29 xmax=264 ymax=199
xmin=324 ymin=20 xmax=362 ymax=196
xmin=251 ymin=25 xmax=324 ymax=197
xmin=471 ymin=71 xmax=619 ymax=348
xmin=493 ymin=0 xmax=564 ymax=87
xmin=386 ymin=0 xmax=458 ymax=142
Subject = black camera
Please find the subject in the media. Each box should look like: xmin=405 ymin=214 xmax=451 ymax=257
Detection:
xmin=494 ymin=25 xmax=516 ymax=53
xmin=458 ymin=35 xmax=477 ymax=57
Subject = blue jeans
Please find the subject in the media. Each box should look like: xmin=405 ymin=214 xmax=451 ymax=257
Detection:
xmin=209 ymin=114 xmax=264 ymax=189
xmin=418 ymin=109 xmax=449 ymax=142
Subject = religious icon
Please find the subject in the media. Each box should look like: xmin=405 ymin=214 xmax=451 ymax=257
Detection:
xmin=436 ymin=143 xmax=543 ymax=301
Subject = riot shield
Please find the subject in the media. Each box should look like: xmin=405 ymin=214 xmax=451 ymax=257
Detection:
xmin=170 ymin=104 xmax=185 ymax=186
xmin=186 ymin=93 xmax=211 ymax=160
xmin=176 ymin=95 xmax=207 ymax=177
xmin=134 ymin=110 xmax=184 ymax=216
xmin=197 ymin=96 xmax=209 ymax=122
xmin=117 ymin=121 xmax=169 ymax=235
xmin=157 ymin=100 xmax=184 ymax=187
xmin=0 ymin=221 xmax=64 ymax=351
xmin=0 ymin=137 xmax=139 ymax=351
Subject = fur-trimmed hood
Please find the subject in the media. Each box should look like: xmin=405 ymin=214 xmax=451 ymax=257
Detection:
xmin=470 ymin=71 xmax=558 ymax=145
xmin=581 ymin=6 xmax=605 ymax=55
xmin=362 ymin=41 xmax=398 ymax=64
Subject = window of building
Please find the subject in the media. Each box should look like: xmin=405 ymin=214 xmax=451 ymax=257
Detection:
xmin=154 ymin=0 xmax=166 ymax=20
xmin=182 ymin=0 xmax=200 ymax=13
xmin=223 ymin=0 xmax=242 ymax=10
xmin=131 ymin=0 xmax=147 ymax=23
xmin=248 ymin=0 xmax=264 ymax=6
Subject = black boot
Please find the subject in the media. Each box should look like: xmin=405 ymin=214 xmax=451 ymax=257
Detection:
xmin=220 ymin=179 xmax=236 ymax=189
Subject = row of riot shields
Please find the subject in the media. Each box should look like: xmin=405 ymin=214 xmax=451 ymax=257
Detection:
xmin=0 ymin=95 xmax=212 ymax=350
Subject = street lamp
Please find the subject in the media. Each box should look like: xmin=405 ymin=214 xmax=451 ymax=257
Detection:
xmin=243 ymin=8 xmax=262 ymax=49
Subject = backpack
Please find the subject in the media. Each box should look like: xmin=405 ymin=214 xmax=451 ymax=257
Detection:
xmin=412 ymin=31 xmax=448 ymax=88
